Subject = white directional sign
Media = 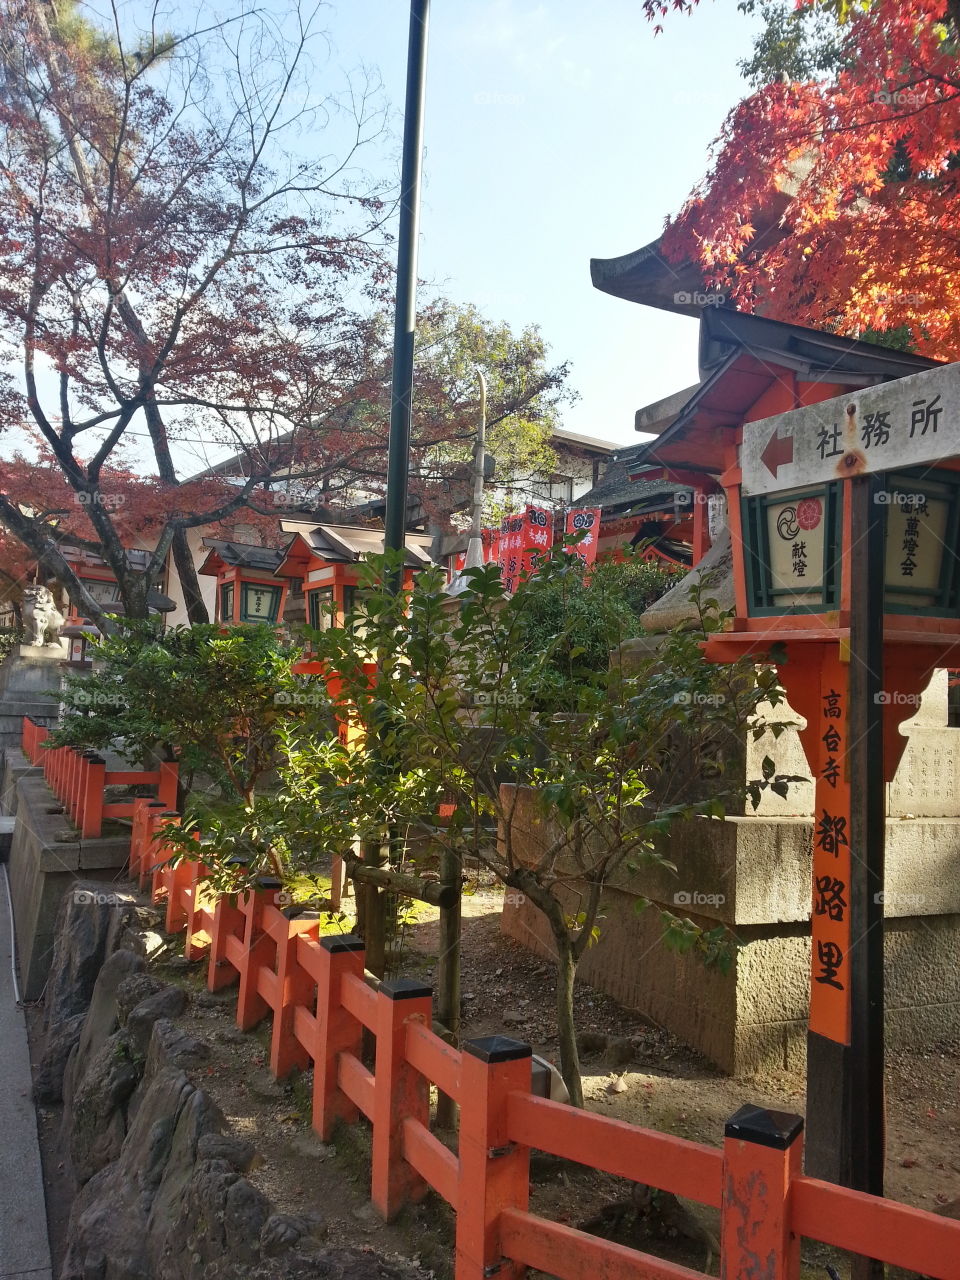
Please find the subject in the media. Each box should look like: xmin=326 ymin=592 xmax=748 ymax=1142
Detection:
xmin=740 ymin=361 xmax=960 ymax=496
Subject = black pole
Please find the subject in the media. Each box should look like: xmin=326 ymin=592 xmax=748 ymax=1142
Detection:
xmin=384 ymin=0 xmax=430 ymax=590
xmin=847 ymin=473 xmax=886 ymax=1279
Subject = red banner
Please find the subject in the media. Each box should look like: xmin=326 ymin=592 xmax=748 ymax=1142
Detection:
xmin=497 ymin=505 xmax=554 ymax=593
xmin=563 ymin=507 xmax=602 ymax=565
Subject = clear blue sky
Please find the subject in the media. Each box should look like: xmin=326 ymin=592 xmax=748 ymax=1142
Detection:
xmin=320 ymin=0 xmax=761 ymax=445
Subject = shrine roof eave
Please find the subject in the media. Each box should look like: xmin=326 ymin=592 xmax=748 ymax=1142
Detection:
xmin=641 ymin=312 xmax=941 ymax=473
xmin=198 ymin=538 xmax=285 ymax=576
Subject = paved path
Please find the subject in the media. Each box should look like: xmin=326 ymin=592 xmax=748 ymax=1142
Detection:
xmin=0 ymin=865 xmax=52 ymax=1280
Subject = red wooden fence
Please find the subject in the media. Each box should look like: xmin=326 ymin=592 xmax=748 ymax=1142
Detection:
xmin=22 ymin=722 xmax=960 ymax=1279
xmin=140 ymin=814 xmax=960 ymax=1280
xmin=22 ymin=716 xmax=178 ymax=837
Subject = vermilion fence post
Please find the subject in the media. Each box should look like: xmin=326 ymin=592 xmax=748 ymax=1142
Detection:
xmin=208 ymin=889 xmax=250 ymax=991
xmin=269 ymin=909 xmax=323 ymax=1079
xmin=151 ymin=812 xmax=181 ymax=902
xmin=371 ymin=978 xmax=433 ymax=1220
xmin=720 ymin=1104 xmax=803 ymax=1280
xmin=50 ymin=745 xmax=64 ymax=798
xmin=128 ymin=797 xmax=148 ymax=877
xmin=135 ymin=801 xmax=168 ymax=885
xmin=65 ymin=750 xmax=79 ymax=820
xmin=184 ymin=861 xmax=215 ymax=962
xmin=162 ymin=820 xmax=194 ymax=935
xmin=75 ymin=753 xmax=91 ymax=828
xmin=313 ymin=935 xmax=365 ymax=1140
xmin=237 ymin=880 xmax=283 ymax=1030
xmin=80 ymin=754 xmax=106 ymax=838
xmin=72 ymin=751 xmax=86 ymax=819
xmin=456 ymin=1036 xmax=532 ymax=1280
xmin=157 ymin=760 xmax=179 ymax=809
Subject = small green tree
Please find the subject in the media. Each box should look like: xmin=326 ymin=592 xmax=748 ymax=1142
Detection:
xmin=510 ymin=549 xmax=685 ymax=702
xmin=50 ymin=620 xmax=310 ymax=823
xmin=293 ymin=551 xmax=795 ymax=1104
xmin=140 ymin=552 xmax=797 ymax=1102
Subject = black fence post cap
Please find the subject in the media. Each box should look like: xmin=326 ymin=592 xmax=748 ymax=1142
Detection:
xmin=257 ymin=875 xmax=284 ymax=891
xmin=380 ymin=977 xmax=433 ymax=1001
xmin=319 ymin=934 xmax=365 ymax=954
xmin=725 ymin=1104 xmax=804 ymax=1150
xmin=464 ymin=1035 xmax=532 ymax=1064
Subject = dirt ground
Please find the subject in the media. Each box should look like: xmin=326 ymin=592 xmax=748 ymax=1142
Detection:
xmin=28 ymin=876 xmax=960 ymax=1280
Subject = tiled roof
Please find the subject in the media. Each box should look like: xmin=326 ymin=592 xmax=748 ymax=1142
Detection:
xmin=200 ymin=539 xmax=285 ymax=573
xmin=578 ymin=443 xmax=691 ymax=513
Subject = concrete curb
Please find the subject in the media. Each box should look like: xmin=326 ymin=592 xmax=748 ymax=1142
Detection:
xmin=0 ymin=865 xmax=52 ymax=1280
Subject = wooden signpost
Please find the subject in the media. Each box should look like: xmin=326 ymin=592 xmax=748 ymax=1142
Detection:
xmin=697 ymin=362 xmax=960 ymax=1278
xmin=741 ymin=361 xmax=957 ymax=497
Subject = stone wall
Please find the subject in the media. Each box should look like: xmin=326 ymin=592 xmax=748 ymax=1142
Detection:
xmin=42 ymin=883 xmax=425 ymax=1280
xmin=4 ymin=762 xmax=130 ymax=1000
xmin=499 ymin=750 xmax=960 ymax=1074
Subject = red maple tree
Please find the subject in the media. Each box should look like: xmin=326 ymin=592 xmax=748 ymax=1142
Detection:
xmin=643 ymin=0 xmax=960 ymax=359
xmin=0 ymin=0 xmax=390 ymax=625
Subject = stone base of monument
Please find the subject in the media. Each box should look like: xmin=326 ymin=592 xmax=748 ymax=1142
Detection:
xmin=500 ymin=809 xmax=960 ymax=1073
xmin=5 ymin=767 xmax=130 ymax=1001
xmin=500 ymin=663 xmax=960 ymax=1077
xmin=0 ymin=640 xmax=68 ymax=752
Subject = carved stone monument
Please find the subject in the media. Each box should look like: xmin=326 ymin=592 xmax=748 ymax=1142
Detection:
xmin=21 ymin=585 xmax=66 ymax=648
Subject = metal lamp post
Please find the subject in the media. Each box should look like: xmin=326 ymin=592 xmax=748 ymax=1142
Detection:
xmin=383 ymin=0 xmax=431 ymax=590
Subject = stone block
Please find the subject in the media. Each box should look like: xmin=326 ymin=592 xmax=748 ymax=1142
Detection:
xmin=79 ymin=836 xmax=133 ymax=870
xmin=1 ymin=747 xmax=42 ymax=816
xmin=8 ymin=774 xmax=130 ymax=1001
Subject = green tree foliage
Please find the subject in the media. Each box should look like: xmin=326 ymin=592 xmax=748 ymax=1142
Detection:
xmin=49 ymin=620 xmax=310 ymax=819
xmin=737 ymin=0 xmax=846 ymax=87
xmin=182 ymin=550 xmax=793 ymax=1104
xmin=511 ymin=549 xmax=685 ymax=700
xmin=404 ymin=298 xmax=572 ymax=524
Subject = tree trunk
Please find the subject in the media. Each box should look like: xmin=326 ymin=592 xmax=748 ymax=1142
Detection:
xmin=171 ymin=526 xmax=209 ymax=624
xmin=554 ymin=938 xmax=583 ymax=1107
